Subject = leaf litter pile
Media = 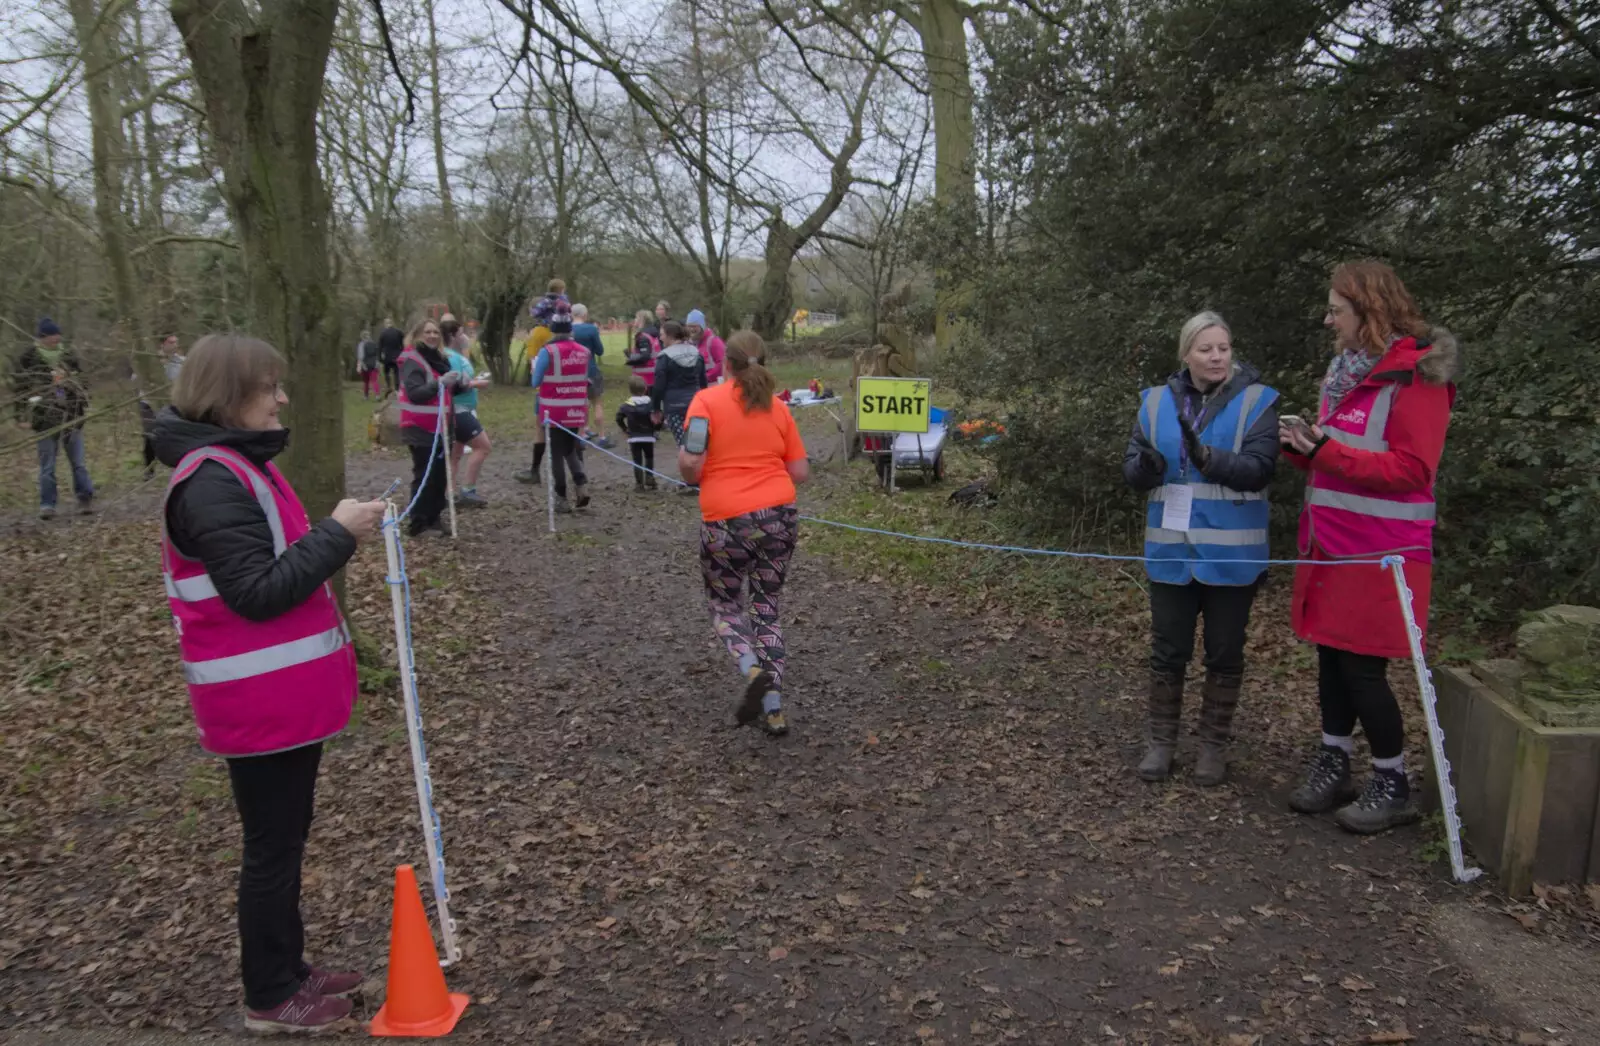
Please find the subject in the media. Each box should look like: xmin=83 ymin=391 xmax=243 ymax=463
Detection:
xmin=1 ymin=440 xmax=1595 ymax=1045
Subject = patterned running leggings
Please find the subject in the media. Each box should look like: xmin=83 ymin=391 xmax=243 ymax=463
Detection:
xmin=700 ymin=504 xmax=800 ymax=689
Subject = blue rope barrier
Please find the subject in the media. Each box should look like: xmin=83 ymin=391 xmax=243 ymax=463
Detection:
xmin=544 ymin=420 xmax=1396 ymax=569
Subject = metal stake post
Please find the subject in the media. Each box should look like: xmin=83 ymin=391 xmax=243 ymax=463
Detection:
xmin=382 ymin=505 xmax=463 ymax=963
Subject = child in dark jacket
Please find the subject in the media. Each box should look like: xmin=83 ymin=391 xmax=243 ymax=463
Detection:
xmin=615 ymin=375 xmax=663 ymax=490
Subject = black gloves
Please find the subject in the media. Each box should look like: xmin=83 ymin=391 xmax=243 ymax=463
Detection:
xmin=1134 ymin=434 xmax=1166 ymax=477
xmin=1177 ymin=414 xmax=1211 ymax=471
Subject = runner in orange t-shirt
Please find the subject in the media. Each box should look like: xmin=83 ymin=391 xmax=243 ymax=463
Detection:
xmin=680 ymin=331 xmax=810 ymax=735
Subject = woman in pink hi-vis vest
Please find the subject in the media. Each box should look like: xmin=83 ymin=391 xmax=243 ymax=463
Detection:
xmin=149 ymin=335 xmax=388 ymax=1034
xmin=1279 ymin=262 xmax=1458 ymax=838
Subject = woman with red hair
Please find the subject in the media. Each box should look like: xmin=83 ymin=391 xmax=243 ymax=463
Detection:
xmin=1281 ymin=261 xmax=1458 ymax=835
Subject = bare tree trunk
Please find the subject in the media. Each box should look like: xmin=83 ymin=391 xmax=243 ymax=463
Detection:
xmin=425 ymin=0 xmax=456 ymax=226
xmin=171 ymin=0 xmax=343 ymax=517
xmin=67 ymin=0 xmax=158 ymax=391
xmin=916 ymin=0 xmax=977 ymax=357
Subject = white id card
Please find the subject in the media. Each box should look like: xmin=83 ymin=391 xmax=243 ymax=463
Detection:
xmin=1161 ymin=484 xmax=1193 ymax=532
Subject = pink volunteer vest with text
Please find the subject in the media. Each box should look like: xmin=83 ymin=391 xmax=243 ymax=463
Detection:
xmin=539 ymin=340 xmax=591 ymax=429
xmin=396 ymin=345 xmax=451 ymax=434
xmin=632 ymin=334 xmax=661 ymax=389
xmin=162 ymin=447 xmax=356 ymax=756
xmin=1300 ymin=381 xmax=1437 ymax=564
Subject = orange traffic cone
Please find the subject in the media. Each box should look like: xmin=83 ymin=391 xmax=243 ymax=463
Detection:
xmin=370 ymin=865 xmax=469 ymax=1037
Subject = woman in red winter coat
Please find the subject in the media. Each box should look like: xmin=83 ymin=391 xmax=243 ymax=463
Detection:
xmin=1280 ymin=261 xmax=1458 ymax=835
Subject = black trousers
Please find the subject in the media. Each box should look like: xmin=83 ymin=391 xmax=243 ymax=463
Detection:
xmin=548 ymin=427 xmax=587 ymax=499
xmin=226 ymin=742 xmax=322 ymax=1011
xmin=381 ymin=359 xmax=399 ymax=393
xmin=408 ymin=440 xmax=449 ymax=532
xmin=1318 ymin=645 xmax=1405 ymax=759
xmin=629 ymin=442 xmax=655 ymax=482
xmin=1149 ymin=579 xmax=1259 ymax=683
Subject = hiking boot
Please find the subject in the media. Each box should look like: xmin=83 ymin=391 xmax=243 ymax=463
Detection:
xmin=244 ymin=985 xmax=353 ymax=1035
xmin=454 ymin=489 xmax=488 ymax=509
xmin=645 ymin=475 xmax=658 ymax=491
xmin=302 ymin=965 xmax=363 ymax=997
xmin=1288 ymin=745 xmax=1359 ymax=814
xmin=763 ymin=709 xmax=789 ymax=736
xmin=77 ymin=498 xmax=95 ymax=516
xmin=37 ymin=505 xmax=56 ymax=520
xmin=1137 ymin=674 xmax=1183 ymax=782
xmin=1334 ymin=769 xmax=1420 ymax=835
xmin=554 ymin=498 xmax=573 ymax=515
xmin=1193 ymin=673 xmax=1240 ymax=787
xmin=736 ymin=670 xmax=774 ymax=727
xmin=574 ymin=483 xmax=591 ymax=509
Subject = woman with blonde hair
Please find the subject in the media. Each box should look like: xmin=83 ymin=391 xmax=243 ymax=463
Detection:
xmin=1283 ymin=261 xmax=1458 ymax=834
xmin=150 ymin=335 xmax=388 ymax=1032
xmin=1123 ymin=311 xmax=1280 ymax=785
xmin=396 ymin=317 xmax=464 ymax=535
xmin=680 ymin=331 xmax=809 ymax=735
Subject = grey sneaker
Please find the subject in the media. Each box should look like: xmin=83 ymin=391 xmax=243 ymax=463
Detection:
xmin=454 ymin=489 xmax=488 ymax=509
xmin=554 ymin=498 xmax=573 ymax=515
xmin=37 ymin=505 xmax=56 ymax=520
xmin=244 ymin=984 xmax=353 ymax=1034
xmin=514 ymin=468 xmax=539 ymax=484
xmin=1334 ymin=770 xmax=1420 ymax=835
xmin=1288 ymin=745 xmax=1358 ymax=814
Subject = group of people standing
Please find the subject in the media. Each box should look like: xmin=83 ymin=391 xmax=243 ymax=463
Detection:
xmin=127 ymin=259 xmax=1453 ymax=1033
xmin=1125 ymin=260 xmax=1457 ymax=837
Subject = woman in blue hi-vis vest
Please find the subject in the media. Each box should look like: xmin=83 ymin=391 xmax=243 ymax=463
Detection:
xmin=1123 ymin=311 xmax=1280 ymax=787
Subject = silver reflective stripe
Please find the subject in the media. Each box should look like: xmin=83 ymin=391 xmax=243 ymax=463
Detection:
xmin=540 ymin=395 xmax=587 ymax=407
xmin=1325 ymin=427 xmax=1386 ymax=451
xmin=1142 ymin=387 xmax=1163 ymax=444
xmin=1367 ymin=383 xmax=1397 ymax=439
xmin=1308 ymin=487 xmax=1436 ymax=521
xmin=1148 ymin=483 xmax=1263 ymax=503
xmin=1233 ymin=384 xmax=1266 ymax=452
xmin=181 ymin=447 xmax=286 ymax=556
xmin=399 ymin=403 xmax=441 ymax=417
xmin=1145 ymin=527 xmax=1269 ymax=547
xmin=182 ymin=625 xmax=349 ymax=686
xmin=165 ymin=572 xmax=218 ymax=602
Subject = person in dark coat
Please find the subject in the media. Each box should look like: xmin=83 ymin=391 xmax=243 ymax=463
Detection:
xmin=1123 ymin=311 xmax=1279 ymax=786
xmin=649 ymin=320 xmax=707 ymax=447
xmin=10 ymin=317 xmax=94 ymax=518
xmin=376 ymin=318 xmax=404 ymax=394
xmin=397 ymin=318 xmax=463 ymax=536
xmin=151 ymin=333 xmax=387 ymax=1034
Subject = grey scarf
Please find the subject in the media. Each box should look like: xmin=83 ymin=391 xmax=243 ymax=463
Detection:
xmin=1320 ymin=348 xmax=1376 ymax=414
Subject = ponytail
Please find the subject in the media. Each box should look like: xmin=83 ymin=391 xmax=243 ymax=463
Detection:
xmin=725 ymin=330 xmax=775 ymax=412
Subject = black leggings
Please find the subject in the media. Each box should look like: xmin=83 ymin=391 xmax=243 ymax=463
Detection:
xmin=227 ymin=742 xmax=322 ymax=1011
xmin=629 ymin=441 xmax=655 ymax=480
xmin=382 ymin=359 xmax=400 ymax=393
xmin=1318 ymin=645 xmax=1405 ymax=759
xmin=407 ymin=440 xmax=449 ymax=533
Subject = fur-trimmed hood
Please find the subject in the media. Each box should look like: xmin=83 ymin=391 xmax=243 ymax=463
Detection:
xmin=1415 ymin=327 xmax=1459 ymax=385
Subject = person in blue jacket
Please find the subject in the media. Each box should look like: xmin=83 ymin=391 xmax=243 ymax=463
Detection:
xmin=1123 ymin=311 xmax=1279 ymax=787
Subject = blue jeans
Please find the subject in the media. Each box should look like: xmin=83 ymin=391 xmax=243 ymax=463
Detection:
xmin=38 ymin=428 xmax=93 ymax=508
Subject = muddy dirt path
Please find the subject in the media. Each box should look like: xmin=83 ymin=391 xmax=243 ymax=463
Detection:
xmin=3 ymin=432 xmax=1584 ymax=1045
xmin=336 ymin=441 xmax=1536 ymax=1045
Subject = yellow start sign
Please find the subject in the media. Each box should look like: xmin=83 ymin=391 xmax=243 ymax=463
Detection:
xmin=856 ymin=377 xmax=932 ymax=434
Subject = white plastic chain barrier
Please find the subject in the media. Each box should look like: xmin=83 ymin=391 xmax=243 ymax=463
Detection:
xmin=382 ymin=502 xmax=463 ymax=964
xmin=1386 ymin=555 xmax=1482 ymax=883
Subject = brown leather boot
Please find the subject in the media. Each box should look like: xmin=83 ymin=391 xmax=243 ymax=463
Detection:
xmin=1194 ymin=672 xmax=1241 ymax=787
xmin=1137 ymin=674 xmax=1184 ymax=781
